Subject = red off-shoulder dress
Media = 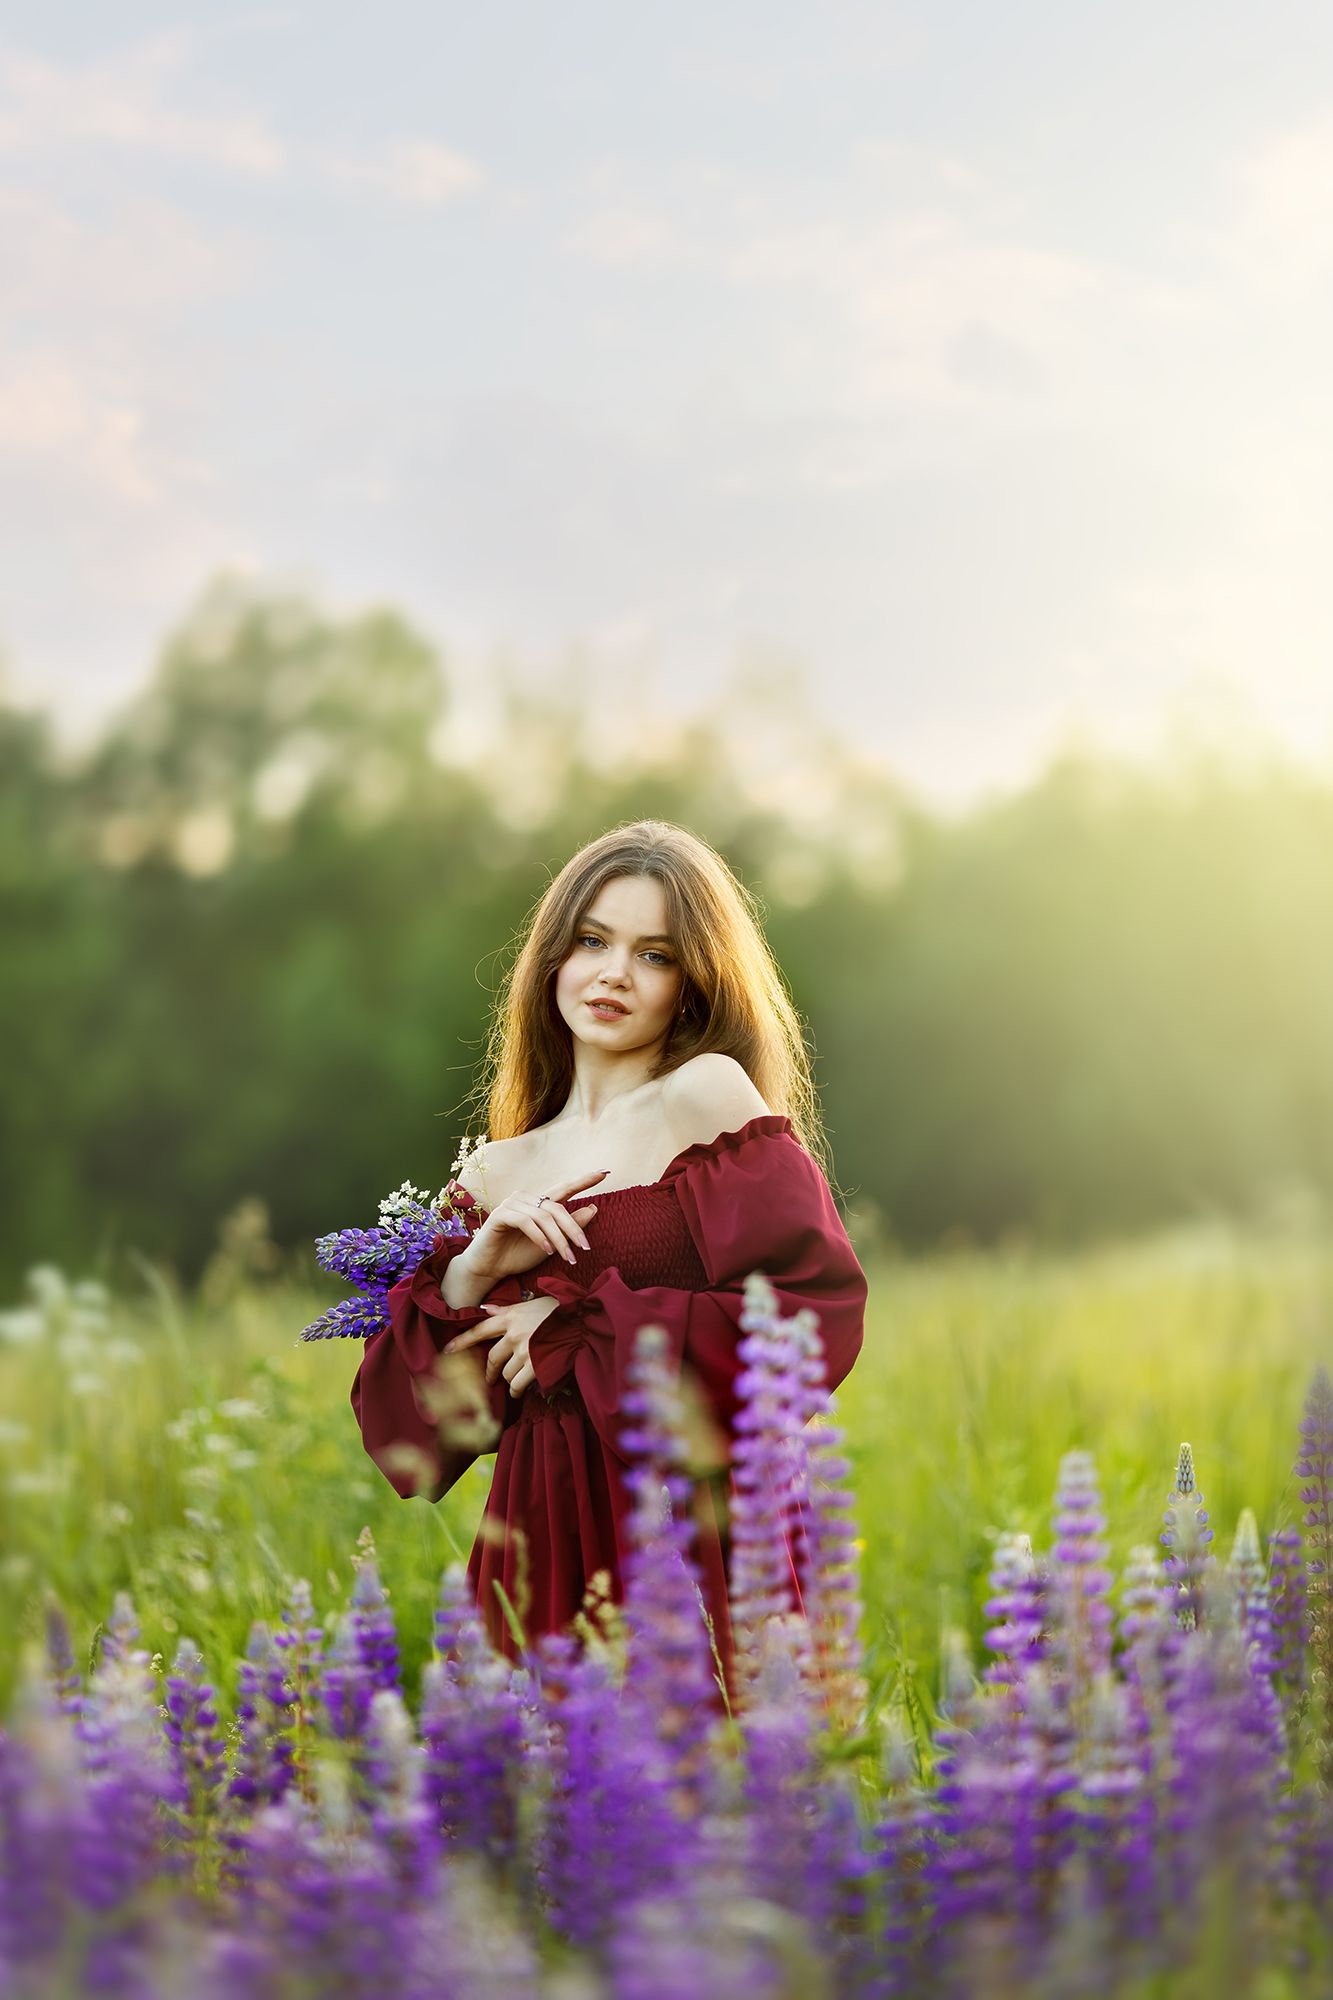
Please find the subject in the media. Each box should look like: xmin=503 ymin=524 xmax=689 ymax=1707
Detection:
xmin=350 ymin=1113 xmax=867 ymax=1678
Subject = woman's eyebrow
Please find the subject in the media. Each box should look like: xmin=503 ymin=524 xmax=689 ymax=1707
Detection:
xmin=581 ymin=914 xmax=674 ymax=944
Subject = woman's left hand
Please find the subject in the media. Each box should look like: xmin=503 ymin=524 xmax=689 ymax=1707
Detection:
xmin=442 ymin=1295 xmax=561 ymax=1399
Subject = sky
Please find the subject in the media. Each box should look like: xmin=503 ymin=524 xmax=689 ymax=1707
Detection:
xmin=4 ymin=2 xmax=1333 ymax=807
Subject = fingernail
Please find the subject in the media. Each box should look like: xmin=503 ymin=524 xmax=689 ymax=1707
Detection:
xmin=444 ymin=1340 xmax=458 ymax=1352
xmin=577 ymin=1235 xmax=590 ymax=1251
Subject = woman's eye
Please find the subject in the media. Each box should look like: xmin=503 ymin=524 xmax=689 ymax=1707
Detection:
xmin=577 ymin=934 xmax=672 ymax=966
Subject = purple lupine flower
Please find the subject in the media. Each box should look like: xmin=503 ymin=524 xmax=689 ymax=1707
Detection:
xmin=299 ymin=1287 xmax=393 ymax=1342
xmin=998 ymin=1660 xmax=1082 ymax=1973
xmin=1160 ymin=1442 xmax=1215 ymax=1631
xmin=363 ymin=1688 xmax=434 ymax=1898
xmin=348 ymin=1546 xmax=402 ymax=1695
xmin=433 ymin=1562 xmax=483 ymax=1686
xmin=0 ymin=1707 xmax=79 ymax=1976
xmin=1267 ymin=1525 xmax=1308 ymax=1720
xmin=532 ymin=1635 xmax=644 ymax=1951
xmin=274 ymin=1576 xmax=324 ymax=1796
xmin=43 ymin=1595 xmax=81 ymax=1718
xmin=228 ymin=1620 xmax=296 ymax=1810
xmin=737 ymin=1624 xmax=822 ymax=1928
xmin=1074 ymin=1671 xmax=1160 ymax=1973
xmin=96 ymin=1588 xmax=148 ymax=1673
xmin=786 ymin=1310 xmax=867 ymax=1734
xmin=983 ymin=1530 xmax=1047 ymax=1693
xmin=1048 ymin=1450 xmax=1115 ymax=1706
xmin=314 ymin=1220 xmax=423 ymax=1289
xmin=320 ymin=1611 xmax=375 ymax=1752
xmin=806 ymin=1768 xmax=877 ymax=1993
xmin=872 ymin=1710 xmax=934 ymax=1999
xmin=1227 ymin=1512 xmax=1288 ymax=1767
xmin=1296 ymin=1364 xmax=1333 ymax=1785
xmin=72 ymin=1651 xmax=189 ymax=1927
xmin=921 ymin=1625 xmax=1044 ymax=1984
xmin=619 ymin=1323 xmax=721 ymax=1819
xmin=419 ymin=1568 xmax=525 ymax=1876
xmin=1158 ymin=1616 xmax=1290 ymax=1976
xmin=728 ymin=1273 xmax=812 ymax=1689
xmin=606 ymin=1886 xmax=791 ymax=2000
xmin=163 ymin=1635 xmax=227 ymax=1834
xmin=1116 ymin=1541 xmax=1179 ymax=1700
xmin=396 ymin=1854 xmax=545 ymax=2000
xmin=226 ymin=1793 xmax=408 ymax=1998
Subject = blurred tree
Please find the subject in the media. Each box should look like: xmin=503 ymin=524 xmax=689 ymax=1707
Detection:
xmin=6 ymin=577 xmax=1333 ymax=1293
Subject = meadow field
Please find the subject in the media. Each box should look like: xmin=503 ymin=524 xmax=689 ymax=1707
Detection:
xmin=2 ymin=1221 xmax=1325 ymax=1726
xmin=4 ymin=1225 xmax=1333 ymax=1994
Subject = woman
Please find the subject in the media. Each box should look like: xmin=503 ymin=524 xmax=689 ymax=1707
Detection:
xmin=351 ymin=820 xmax=868 ymax=1686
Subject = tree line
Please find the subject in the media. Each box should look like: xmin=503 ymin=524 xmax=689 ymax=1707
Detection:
xmin=5 ymin=574 xmax=1332 ymax=1292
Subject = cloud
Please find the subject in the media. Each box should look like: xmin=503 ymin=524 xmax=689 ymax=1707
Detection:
xmin=1213 ymin=113 xmax=1333 ymax=300
xmin=0 ymin=185 xmax=258 ymax=320
xmin=0 ymin=36 xmax=484 ymax=208
xmin=556 ymin=140 xmax=1197 ymax=443
xmin=562 ymin=204 xmax=694 ymax=268
xmin=329 ymin=137 xmax=485 ymax=207
xmin=0 ymin=37 xmax=284 ymax=176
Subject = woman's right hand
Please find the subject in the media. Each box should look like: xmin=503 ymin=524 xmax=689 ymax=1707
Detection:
xmin=460 ymin=1171 xmax=608 ymax=1286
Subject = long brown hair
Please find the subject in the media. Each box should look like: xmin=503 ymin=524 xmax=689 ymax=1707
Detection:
xmin=466 ymin=819 xmax=831 ymax=1178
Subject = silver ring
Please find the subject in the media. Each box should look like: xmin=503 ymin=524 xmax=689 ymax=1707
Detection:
xmin=535 ymin=1195 xmax=550 ymax=1208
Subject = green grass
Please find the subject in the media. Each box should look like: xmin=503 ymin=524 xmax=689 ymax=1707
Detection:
xmin=1 ymin=1224 xmax=1329 ymax=1720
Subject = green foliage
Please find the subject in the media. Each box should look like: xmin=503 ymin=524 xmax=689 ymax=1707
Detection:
xmin=0 ymin=1232 xmax=1324 ymax=1723
xmin=8 ymin=574 xmax=1333 ymax=1291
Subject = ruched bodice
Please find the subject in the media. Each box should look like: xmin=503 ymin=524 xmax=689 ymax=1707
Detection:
xmin=495 ymin=1179 xmax=710 ymax=1294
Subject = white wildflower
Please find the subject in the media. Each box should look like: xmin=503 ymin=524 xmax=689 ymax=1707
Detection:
xmin=0 ymin=1309 xmax=43 ymax=1347
xmin=216 ymin=1398 xmax=264 ymax=1422
xmin=9 ymin=1465 xmax=69 ymax=1498
xmin=378 ymin=1180 xmax=432 ymax=1226
xmin=26 ymin=1266 xmax=68 ymax=1310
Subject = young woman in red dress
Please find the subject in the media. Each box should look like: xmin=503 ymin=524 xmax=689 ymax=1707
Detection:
xmin=351 ymin=820 xmax=868 ymax=1686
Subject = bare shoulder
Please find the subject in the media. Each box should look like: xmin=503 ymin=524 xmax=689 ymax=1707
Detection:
xmin=449 ymin=1131 xmax=527 ymax=1210
xmin=664 ymin=1053 xmax=772 ymax=1152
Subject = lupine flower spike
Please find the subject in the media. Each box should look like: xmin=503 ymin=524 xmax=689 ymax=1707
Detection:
xmin=1161 ymin=1443 xmax=1215 ymax=1631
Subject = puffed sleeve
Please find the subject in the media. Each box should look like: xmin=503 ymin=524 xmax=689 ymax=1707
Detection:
xmin=350 ymin=1195 xmax=525 ymax=1502
xmin=528 ymin=1114 xmax=867 ymax=1462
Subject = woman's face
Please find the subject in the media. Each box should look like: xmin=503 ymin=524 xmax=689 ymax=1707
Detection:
xmin=554 ymin=873 xmax=685 ymax=1056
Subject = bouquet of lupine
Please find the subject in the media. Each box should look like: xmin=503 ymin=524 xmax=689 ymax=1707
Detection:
xmin=300 ymin=1171 xmax=482 ymax=1343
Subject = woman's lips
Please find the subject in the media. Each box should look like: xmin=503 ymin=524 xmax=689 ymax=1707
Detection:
xmin=587 ymin=1000 xmax=629 ymax=1017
